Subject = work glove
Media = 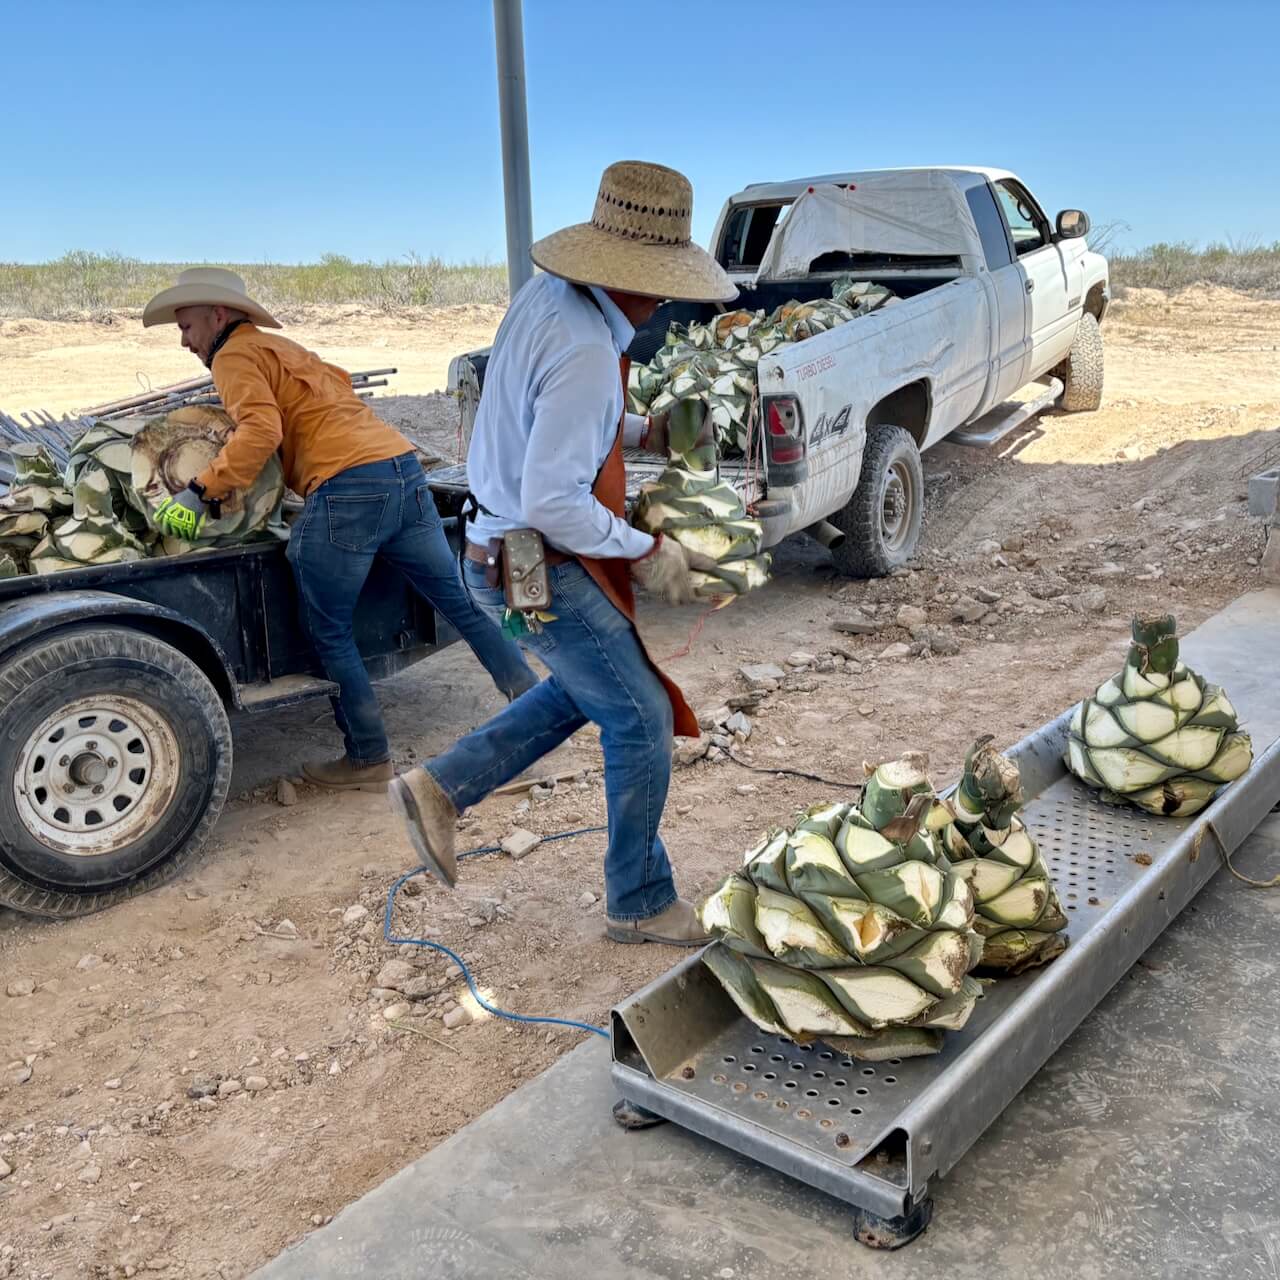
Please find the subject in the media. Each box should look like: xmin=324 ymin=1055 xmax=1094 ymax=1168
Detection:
xmin=154 ymin=486 xmax=208 ymax=541
xmin=630 ymin=534 xmax=718 ymax=606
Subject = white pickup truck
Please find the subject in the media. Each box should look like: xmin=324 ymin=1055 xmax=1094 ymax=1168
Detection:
xmin=438 ymin=166 xmax=1110 ymax=577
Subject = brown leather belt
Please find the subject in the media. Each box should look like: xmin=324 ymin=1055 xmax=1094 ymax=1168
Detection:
xmin=464 ymin=540 xmax=571 ymax=567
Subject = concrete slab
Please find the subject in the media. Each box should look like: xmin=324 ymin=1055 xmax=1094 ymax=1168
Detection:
xmin=256 ymin=594 xmax=1280 ymax=1280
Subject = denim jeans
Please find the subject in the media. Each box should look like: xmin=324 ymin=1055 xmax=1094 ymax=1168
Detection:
xmin=426 ymin=559 xmax=678 ymax=921
xmin=287 ymin=453 xmax=537 ymax=765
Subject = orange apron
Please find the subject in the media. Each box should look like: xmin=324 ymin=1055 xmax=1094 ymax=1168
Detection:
xmin=573 ymin=356 xmax=699 ymax=739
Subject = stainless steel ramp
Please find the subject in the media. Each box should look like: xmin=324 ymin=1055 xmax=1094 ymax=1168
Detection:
xmin=611 ymin=590 xmax=1280 ymax=1228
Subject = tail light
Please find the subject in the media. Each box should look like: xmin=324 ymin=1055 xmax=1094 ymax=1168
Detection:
xmin=766 ymin=396 xmax=805 ymax=466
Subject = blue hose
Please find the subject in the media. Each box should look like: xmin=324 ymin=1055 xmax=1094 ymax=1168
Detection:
xmin=383 ymin=826 xmax=610 ymax=1039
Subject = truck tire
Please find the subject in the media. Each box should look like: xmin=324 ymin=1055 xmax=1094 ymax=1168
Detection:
xmin=0 ymin=626 xmax=232 ymax=919
xmin=830 ymin=425 xmax=924 ymax=578
xmin=1052 ymin=312 xmax=1104 ymax=412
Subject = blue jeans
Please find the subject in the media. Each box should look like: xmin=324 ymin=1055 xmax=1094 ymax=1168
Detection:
xmin=426 ymin=560 xmax=678 ymax=921
xmin=287 ymin=454 xmax=537 ymax=765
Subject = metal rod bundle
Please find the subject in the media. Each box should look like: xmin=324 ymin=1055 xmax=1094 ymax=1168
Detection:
xmin=80 ymin=367 xmax=397 ymax=420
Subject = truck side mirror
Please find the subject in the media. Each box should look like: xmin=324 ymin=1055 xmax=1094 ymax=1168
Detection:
xmin=1056 ymin=209 xmax=1090 ymax=239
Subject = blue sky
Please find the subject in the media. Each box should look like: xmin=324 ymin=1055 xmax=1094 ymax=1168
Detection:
xmin=3 ymin=0 xmax=1277 ymax=265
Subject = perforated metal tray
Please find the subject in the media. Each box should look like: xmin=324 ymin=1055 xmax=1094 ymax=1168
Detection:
xmin=612 ymin=597 xmax=1280 ymax=1221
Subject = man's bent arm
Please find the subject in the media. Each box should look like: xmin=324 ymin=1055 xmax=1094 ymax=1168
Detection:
xmin=520 ymin=344 xmax=655 ymax=560
xmin=196 ymin=348 xmax=284 ymax=498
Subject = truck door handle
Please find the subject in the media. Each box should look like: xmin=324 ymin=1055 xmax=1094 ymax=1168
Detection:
xmin=1025 ymin=279 xmax=1035 ymax=293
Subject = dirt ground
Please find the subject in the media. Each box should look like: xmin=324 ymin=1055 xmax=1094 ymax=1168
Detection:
xmin=2 ymin=288 xmax=1279 ymax=1280
xmin=0 ymin=304 xmax=508 ymax=419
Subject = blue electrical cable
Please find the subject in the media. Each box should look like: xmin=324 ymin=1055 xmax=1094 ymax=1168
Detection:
xmin=383 ymin=825 xmax=611 ymax=1039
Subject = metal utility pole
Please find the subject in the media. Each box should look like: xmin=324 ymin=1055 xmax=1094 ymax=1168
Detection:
xmin=493 ymin=0 xmax=534 ymax=297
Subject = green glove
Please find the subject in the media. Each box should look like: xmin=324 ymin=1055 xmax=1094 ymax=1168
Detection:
xmin=154 ymin=486 xmax=208 ymax=540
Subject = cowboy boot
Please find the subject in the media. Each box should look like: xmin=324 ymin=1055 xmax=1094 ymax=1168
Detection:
xmin=302 ymin=757 xmax=395 ymax=792
xmin=388 ymin=767 xmax=458 ymax=889
xmin=605 ymin=898 xmax=711 ymax=947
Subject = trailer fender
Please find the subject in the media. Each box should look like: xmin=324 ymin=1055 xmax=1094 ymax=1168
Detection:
xmin=0 ymin=590 xmax=239 ymax=708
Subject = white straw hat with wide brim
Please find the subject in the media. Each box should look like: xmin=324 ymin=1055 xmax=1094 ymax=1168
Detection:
xmin=142 ymin=267 xmax=281 ymax=329
xmin=531 ymin=161 xmax=737 ymax=304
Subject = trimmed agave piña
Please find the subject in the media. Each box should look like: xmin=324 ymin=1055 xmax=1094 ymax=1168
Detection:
xmin=626 ymin=281 xmax=897 ymax=459
xmin=131 ymin=406 xmax=286 ymax=545
xmin=943 ymin=735 xmax=1068 ymax=973
xmin=1066 ymin=614 xmax=1252 ymax=817
xmin=632 ymin=398 xmax=771 ymax=600
xmin=773 ymin=298 xmax=856 ymax=341
xmin=7 ymin=443 xmax=64 ymax=487
xmin=0 ymin=444 xmax=74 ymax=573
xmin=3 ymin=411 xmax=288 ymax=578
xmin=831 ymin=276 xmax=898 ymax=316
xmin=700 ymin=752 xmax=984 ymax=1060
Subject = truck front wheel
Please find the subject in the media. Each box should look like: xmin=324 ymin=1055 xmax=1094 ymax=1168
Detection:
xmin=0 ymin=626 xmax=232 ymax=918
xmin=1052 ymin=311 xmax=1105 ymax=412
xmin=830 ymin=424 xmax=924 ymax=578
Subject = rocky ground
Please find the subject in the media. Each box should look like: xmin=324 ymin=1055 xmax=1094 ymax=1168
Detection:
xmin=1 ymin=286 xmax=1279 ymax=1279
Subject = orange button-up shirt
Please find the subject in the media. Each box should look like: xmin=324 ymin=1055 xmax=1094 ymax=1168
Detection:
xmin=197 ymin=324 xmax=411 ymax=500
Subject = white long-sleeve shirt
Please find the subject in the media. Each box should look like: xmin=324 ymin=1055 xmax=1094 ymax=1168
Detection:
xmin=467 ymin=273 xmax=655 ymax=560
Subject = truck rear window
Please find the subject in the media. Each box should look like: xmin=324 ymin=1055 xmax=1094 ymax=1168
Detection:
xmin=718 ymin=202 xmax=789 ymax=271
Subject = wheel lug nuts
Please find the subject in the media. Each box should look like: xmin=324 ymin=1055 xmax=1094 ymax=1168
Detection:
xmin=107 ymin=759 xmax=117 ymax=768
xmin=59 ymin=756 xmax=70 ymax=767
xmin=86 ymin=741 xmax=97 ymax=750
xmin=92 ymin=785 xmax=104 ymax=795
xmin=64 ymin=784 xmax=76 ymax=794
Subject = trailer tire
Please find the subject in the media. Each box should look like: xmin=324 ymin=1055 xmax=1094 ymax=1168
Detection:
xmin=1051 ymin=312 xmax=1104 ymax=412
xmin=830 ymin=425 xmax=924 ymax=578
xmin=0 ymin=626 xmax=232 ymax=918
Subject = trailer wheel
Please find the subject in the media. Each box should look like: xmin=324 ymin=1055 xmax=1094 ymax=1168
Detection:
xmin=830 ymin=425 xmax=924 ymax=578
xmin=1051 ymin=312 xmax=1105 ymax=412
xmin=0 ymin=626 xmax=232 ymax=918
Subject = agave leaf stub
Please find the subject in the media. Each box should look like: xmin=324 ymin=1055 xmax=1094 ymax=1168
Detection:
xmin=860 ymin=753 xmax=933 ymax=835
xmin=1129 ymin=613 xmax=1178 ymax=675
xmin=702 ymin=946 xmax=789 ymax=1037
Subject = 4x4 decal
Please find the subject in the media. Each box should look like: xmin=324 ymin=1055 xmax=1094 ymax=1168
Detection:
xmin=809 ymin=404 xmax=853 ymax=448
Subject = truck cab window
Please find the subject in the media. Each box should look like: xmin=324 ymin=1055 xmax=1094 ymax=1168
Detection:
xmin=995 ymin=180 xmax=1048 ymax=255
xmin=965 ymin=184 xmax=1014 ymax=270
xmin=719 ymin=203 xmax=788 ymax=271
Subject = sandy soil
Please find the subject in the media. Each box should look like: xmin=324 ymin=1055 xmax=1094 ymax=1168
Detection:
xmin=0 ymin=304 xmax=508 ymax=418
xmin=1 ymin=288 xmax=1279 ymax=1280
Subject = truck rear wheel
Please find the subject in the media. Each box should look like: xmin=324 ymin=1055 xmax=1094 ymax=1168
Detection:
xmin=1052 ymin=312 xmax=1105 ymax=412
xmin=0 ymin=626 xmax=232 ymax=918
xmin=830 ymin=424 xmax=924 ymax=578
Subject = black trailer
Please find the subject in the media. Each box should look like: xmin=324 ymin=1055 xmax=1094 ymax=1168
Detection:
xmin=0 ymin=538 xmax=455 ymax=918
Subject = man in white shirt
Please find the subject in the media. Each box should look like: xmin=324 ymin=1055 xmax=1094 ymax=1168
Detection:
xmin=390 ymin=160 xmax=738 ymax=945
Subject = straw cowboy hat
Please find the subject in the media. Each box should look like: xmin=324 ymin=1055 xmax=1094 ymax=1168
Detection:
xmin=143 ymin=267 xmax=281 ymax=329
xmin=532 ymin=160 xmax=737 ymax=304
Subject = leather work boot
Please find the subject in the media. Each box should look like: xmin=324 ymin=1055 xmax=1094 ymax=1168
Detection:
xmin=387 ymin=767 xmax=458 ymax=889
xmin=302 ymin=756 xmax=394 ymax=792
xmin=606 ymin=898 xmax=711 ymax=947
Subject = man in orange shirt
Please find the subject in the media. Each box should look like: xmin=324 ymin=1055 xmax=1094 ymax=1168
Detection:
xmin=143 ymin=268 xmax=536 ymax=789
